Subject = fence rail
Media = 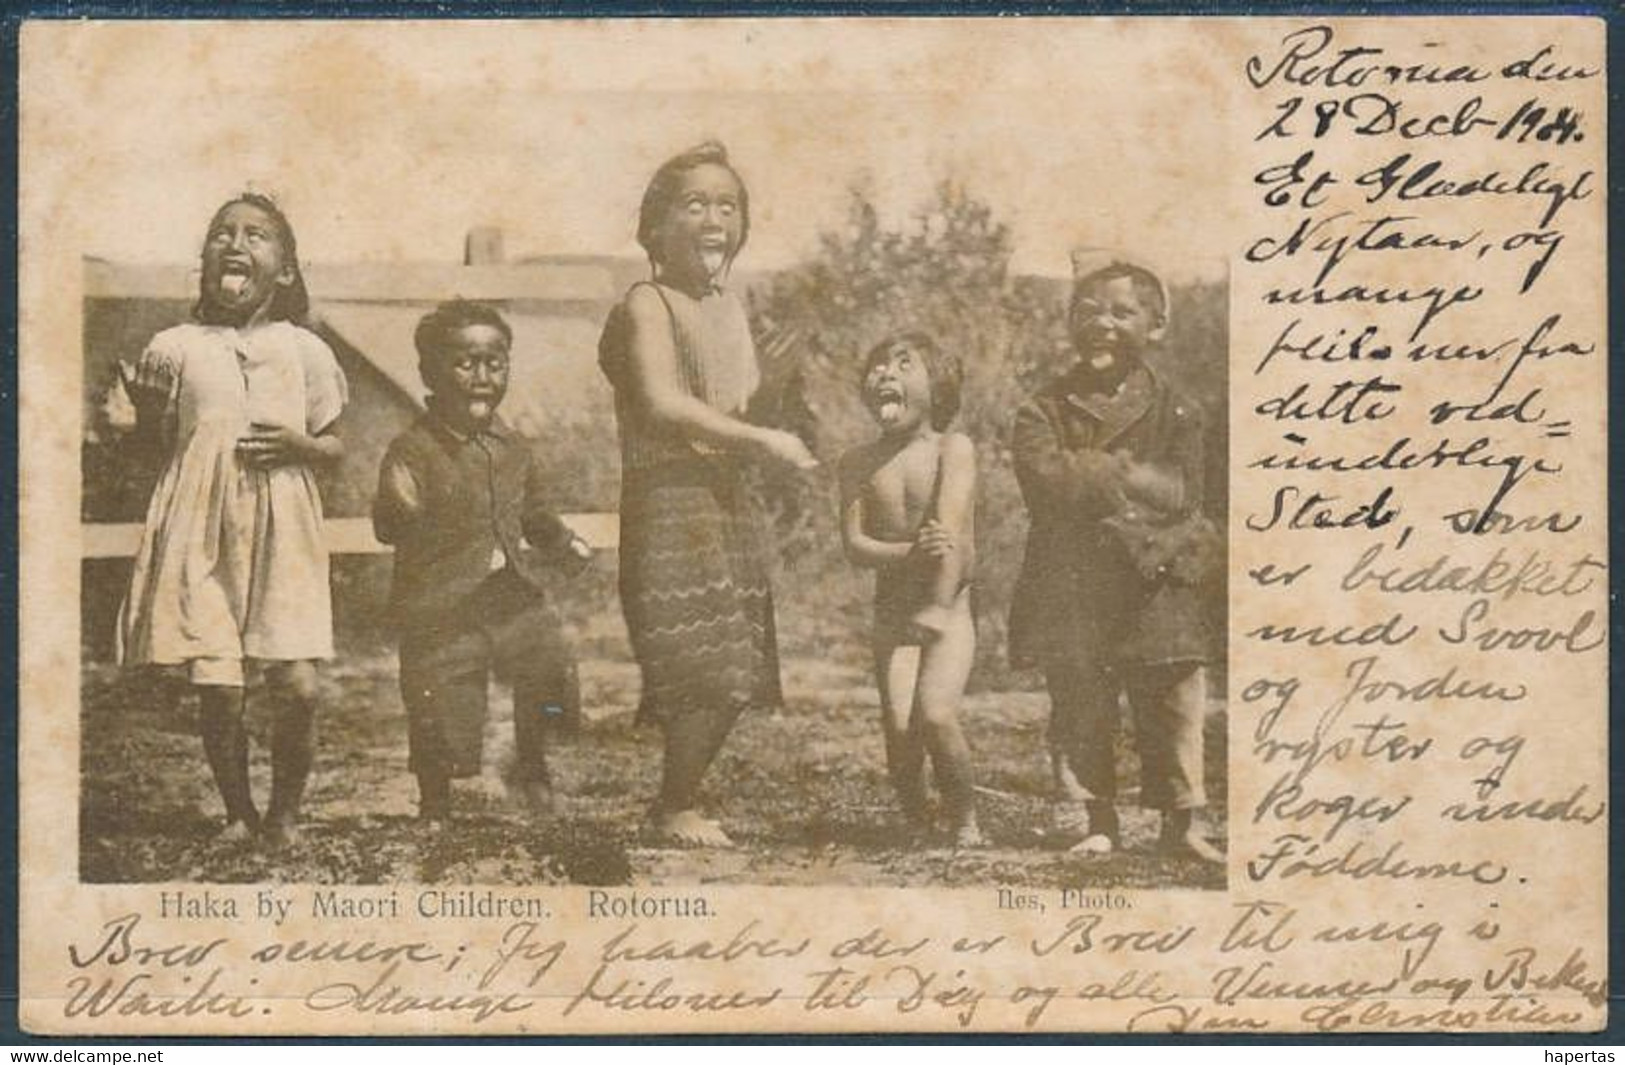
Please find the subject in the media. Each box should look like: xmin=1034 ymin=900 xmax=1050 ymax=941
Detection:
xmin=81 ymin=515 xmax=621 ymax=560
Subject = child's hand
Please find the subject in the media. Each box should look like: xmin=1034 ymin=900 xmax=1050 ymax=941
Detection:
xmin=102 ymin=375 xmax=138 ymax=433
xmin=383 ymin=460 xmax=424 ymax=516
xmin=759 ymin=429 xmax=820 ymax=472
xmin=1117 ymin=453 xmax=1181 ymax=510
xmin=915 ymin=519 xmax=956 ymax=558
xmin=237 ymin=423 xmax=316 ymax=469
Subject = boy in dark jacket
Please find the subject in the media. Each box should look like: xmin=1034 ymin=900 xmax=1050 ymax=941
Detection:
xmin=374 ymin=300 xmax=591 ymax=825
xmin=1009 ymin=251 xmax=1220 ymax=862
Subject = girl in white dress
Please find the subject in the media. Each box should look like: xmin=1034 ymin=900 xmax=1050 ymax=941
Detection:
xmin=117 ymin=193 xmax=347 ymax=848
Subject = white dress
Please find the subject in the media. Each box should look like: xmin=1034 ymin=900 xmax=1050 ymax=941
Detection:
xmin=116 ymin=321 xmax=348 ymax=680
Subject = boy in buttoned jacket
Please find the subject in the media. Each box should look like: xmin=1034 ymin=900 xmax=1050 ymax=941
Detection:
xmin=1009 ymin=250 xmax=1220 ymax=862
xmin=374 ymin=300 xmax=591 ymax=824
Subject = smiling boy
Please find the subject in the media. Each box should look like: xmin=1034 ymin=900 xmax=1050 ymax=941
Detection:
xmin=373 ymin=300 xmax=591 ymax=825
xmin=1010 ymin=251 xmax=1221 ymax=863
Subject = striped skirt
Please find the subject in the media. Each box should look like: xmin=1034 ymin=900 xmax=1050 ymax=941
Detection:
xmin=617 ymin=460 xmax=784 ymax=722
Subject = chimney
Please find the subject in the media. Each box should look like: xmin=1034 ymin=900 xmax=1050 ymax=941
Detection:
xmin=464 ymin=226 xmax=505 ymax=266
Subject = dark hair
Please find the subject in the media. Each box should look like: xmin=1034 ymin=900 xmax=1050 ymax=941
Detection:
xmin=414 ymin=300 xmax=513 ymax=372
xmin=1069 ymin=262 xmax=1168 ymax=325
xmin=635 ymin=141 xmax=750 ymax=264
xmin=861 ymin=332 xmax=963 ymax=431
xmin=194 ymin=192 xmax=310 ymax=325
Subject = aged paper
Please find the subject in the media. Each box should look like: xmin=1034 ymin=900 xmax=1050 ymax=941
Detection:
xmin=18 ymin=17 xmax=1607 ymax=1034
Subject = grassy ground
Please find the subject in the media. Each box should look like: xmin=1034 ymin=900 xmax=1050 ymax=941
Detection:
xmin=79 ymin=648 xmax=1227 ymax=890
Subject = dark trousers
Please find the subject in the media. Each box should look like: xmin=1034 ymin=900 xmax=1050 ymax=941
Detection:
xmin=1045 ymin=660 xmax=1207 ymax=811
xmin=399 ymin=572 xmax=579 ymax=784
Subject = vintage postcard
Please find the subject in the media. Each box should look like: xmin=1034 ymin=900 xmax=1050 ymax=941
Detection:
xmin=17 ymin=15 xmax=1607 ymax=1034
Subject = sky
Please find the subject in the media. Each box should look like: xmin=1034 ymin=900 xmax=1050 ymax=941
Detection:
xmin=24 ymin=19 xmax=1246 ymax=282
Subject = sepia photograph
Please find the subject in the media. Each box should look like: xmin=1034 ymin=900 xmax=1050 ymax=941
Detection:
xmin=75 ymin=45 xmax=1230 ymax=892
xmin=20 ymin=15 xmax=1608 ymax=1037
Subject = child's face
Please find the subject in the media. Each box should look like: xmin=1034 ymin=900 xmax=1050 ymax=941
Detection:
xmin=862 ymin=341 xmax=935 ymax=436
xmin=424 ymin=324 xmax=511 ymax=431
xmin=1070 ymin=274 xmax=1165 ymax=373
xmin=201 ymin=202 xmax=295 ymax=325
xmin=653 ymin=163 xmax=745 ymax=283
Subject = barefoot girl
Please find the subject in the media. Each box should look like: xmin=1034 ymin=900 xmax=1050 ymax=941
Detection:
xmin=599 ymin=142 xmax=818 ymax=847
xmin=116 ymin=193 xmax=347 ymax=847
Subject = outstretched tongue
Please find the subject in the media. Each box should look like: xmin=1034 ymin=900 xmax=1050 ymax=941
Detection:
xmin=877 ymin=400 xmax=903 ymax=425
xmin=220 ymin=274 xmax=248 ymax=296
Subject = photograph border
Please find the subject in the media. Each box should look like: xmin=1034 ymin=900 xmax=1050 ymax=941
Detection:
xmin=5 ymin=0 xmax=1623 ymax=1045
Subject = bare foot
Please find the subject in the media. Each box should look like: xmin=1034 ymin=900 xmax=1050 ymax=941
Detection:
xmin=215 ymin=819 xmax=256 ymax=844
xmin=1069 ymin=833 xmax=1115 ymax=857
xmin=646 ymin=809 xmax=735 ymax=849
xmin=952 ymin=820 xmax=987 ymax=849
xmin=1160 ymin=832 xmax=1224 ymax=864
xmin=519 ymin=780 xmax=555 ymax=820
xmin=260 ymin=816 xmax=302 ymax=851
xmin=1050 ymin=801 xmax=1091 ymax=845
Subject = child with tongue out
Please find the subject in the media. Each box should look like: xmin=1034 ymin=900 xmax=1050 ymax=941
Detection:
xmin=838 ymin=333 xmax=984 ymax=847
xmin=114 ymin=193 xmax=348 ymax=849
xmin=598 ymin=142 xmax=818 ymax=849
xmin=373 ymin=300 xmax=591 ymax=827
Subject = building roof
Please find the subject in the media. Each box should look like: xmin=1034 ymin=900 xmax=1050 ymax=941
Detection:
xmin=314 ymin=301 xmax=612 ymax=433
xmin=84 ymin=256 xmax=624 ymax=431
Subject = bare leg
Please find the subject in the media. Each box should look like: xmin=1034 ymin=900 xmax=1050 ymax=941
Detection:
xmin=416 ymin=771 xmax=451 ymax=829
xmin=511 ymin=682 xmax=556 ymax=819
xmin=197 ymin=684 xmax=257 ymax=838
xmin=1159 ymin=808 xmax=1221 ymax=862
xmin=263 ymin=661 xmax=318 ymax=848
xmin=497 ymin=600 xmax=579 ymax=820
xmin=911 ymin=549 xmax=966 ymax=642
xmin=876 ymin=639 xmax=928 ymax=828
xmin=913 ymin=591 xmax=981 ymax=846
xmin=649 ymin=697 xmax=746 ymax=847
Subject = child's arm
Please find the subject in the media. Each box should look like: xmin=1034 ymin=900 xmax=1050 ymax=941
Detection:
xmin=520 ymin=506 xmax=587 ymax=563
xmin=114 ymin=367 xmax=175 ymax=467
xmin=240 ymin=332 xmax=349 ymax=470
xmin=623 ymin=286 xmax=817 ymax=472
xmin=1118 ymin=454 xmax=1184 ymax=512
xmin=917 ymin=433 xmax=977 ymax=610
xmin=115 ymin=343 xmax=180 ymax=465
xmin=1169 ymin=400 xmax=1207 ymax=513
xmin=838 ymin=450 xmax=913 ymax=569
xmin=521 ymin=452 xmax=592 ymax=571
xmin=372 ymin=449 xmax=423 ymax=546
xmin=1011 ymin=399 xmax=1126 ymax=519
xmin=1118 ymin=402 xmax=1206 ymax=515
xmin=237 ymin=423 xmax=343 ymax=469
